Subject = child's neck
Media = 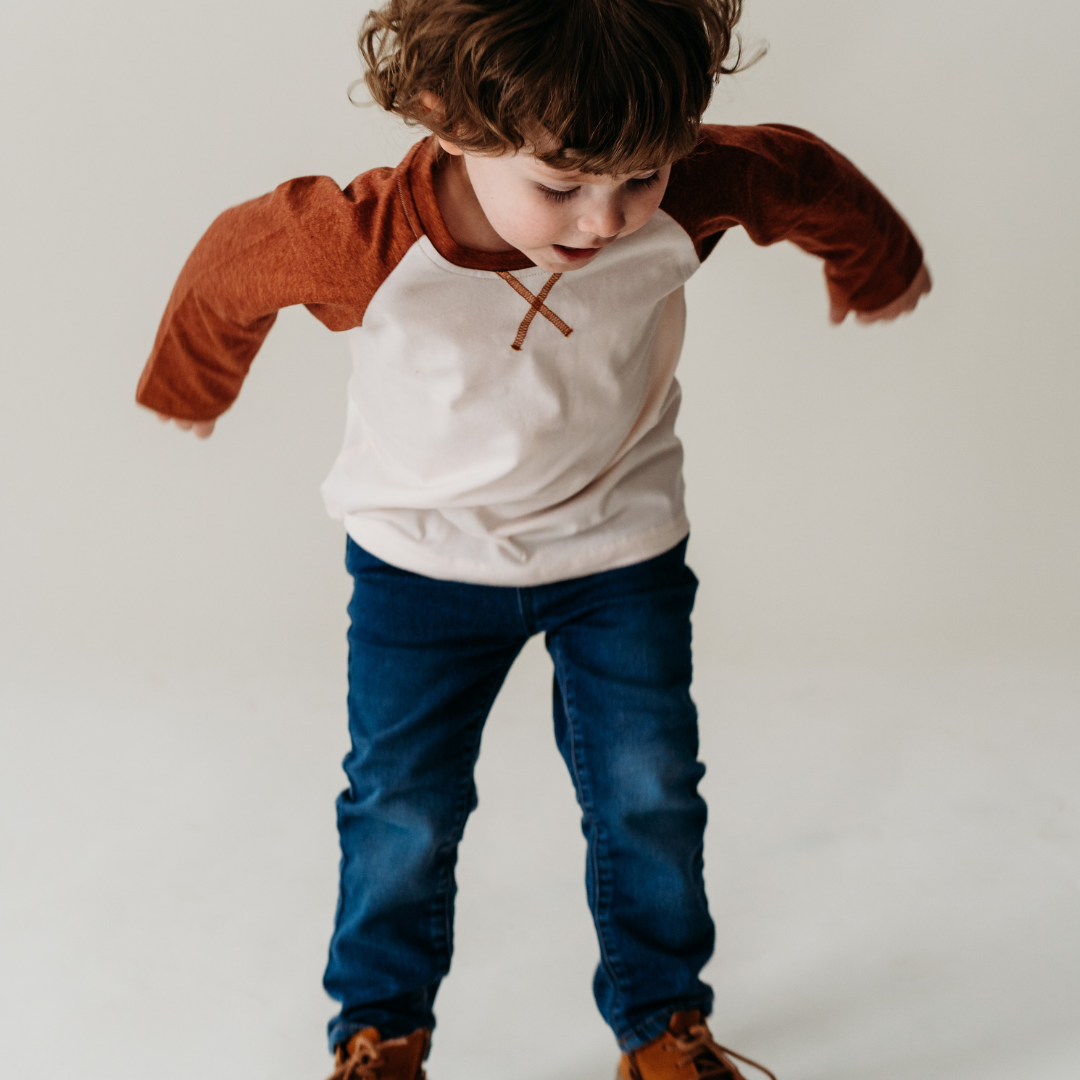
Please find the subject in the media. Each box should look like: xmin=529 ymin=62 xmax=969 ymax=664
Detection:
xmin=432 ymin=152 xmax=516 ymax=254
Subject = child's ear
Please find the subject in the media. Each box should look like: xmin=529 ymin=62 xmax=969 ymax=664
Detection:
xmin=435 ymin=137 xmax=464 ymax=157
xmin=419 ymin=92 xmax=463 ymax=157
xmin=419 ymin=91 xmax=448 ymax=123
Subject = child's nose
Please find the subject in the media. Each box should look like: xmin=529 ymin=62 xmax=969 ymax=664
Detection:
xmin=578 ymin=199 xmax=626 ymax=239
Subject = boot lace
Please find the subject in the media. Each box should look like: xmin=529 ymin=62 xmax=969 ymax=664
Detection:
xmin=330 ymin=1033 xmax=390 ymax=1080
xmin=674 ymin=1023 xmax=778 ymax=1080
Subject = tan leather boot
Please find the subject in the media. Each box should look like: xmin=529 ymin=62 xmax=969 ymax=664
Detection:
xmin=328 ymin=1027 xmax=430 ymax=1080
xmin=618 ymin=1012 xmax=776 ymax=1080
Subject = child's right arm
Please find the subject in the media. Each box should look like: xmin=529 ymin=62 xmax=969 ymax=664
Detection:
xmin=138 ymin=166 xmax=412 ymax=433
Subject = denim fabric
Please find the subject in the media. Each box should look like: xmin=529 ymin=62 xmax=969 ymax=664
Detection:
xmin=325 ymin=537 xmax=714 ymax=1052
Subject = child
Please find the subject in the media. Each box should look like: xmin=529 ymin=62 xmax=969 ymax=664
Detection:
xmin=137 ymin=0 xmax=931 ymax=1077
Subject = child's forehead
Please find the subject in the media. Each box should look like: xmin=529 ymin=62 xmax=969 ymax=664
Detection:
xmin=517 ymin=147 xmax=666 ymax=181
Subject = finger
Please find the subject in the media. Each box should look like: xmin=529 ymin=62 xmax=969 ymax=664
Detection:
xmin=173 ymin=418 xmax=194 ymax=431
xmin=912 ymin=262 xmax=932 ymax=299
xmin=855 ymin=301 xmax=902 ymax=323
xmin=156 ymin=412 xmax=171 ymax=424
xmin=858 ymin=263 xmax=932 ymax=324
xmin=829 ymin=299 xmax=849 ymax=325
xmin=856 ymin=304 xmax=905 ymax=324
xmin=855 ymin=296 xmax=909 ymax=325
xmin=192 ymin=420 xmax=216 ymax=439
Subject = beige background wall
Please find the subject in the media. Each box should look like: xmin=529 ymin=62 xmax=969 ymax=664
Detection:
xmin=1 ymin=0 xmax=1077 ymax=680
xmin=1 ymin=2 xmax=1077 ymax=1079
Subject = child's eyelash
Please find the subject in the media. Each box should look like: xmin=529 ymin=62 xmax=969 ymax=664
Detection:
xmin=537 ymin=173 xmax=660 ymax=204
xmin=538 ymin=185 xmax=578 ymax=203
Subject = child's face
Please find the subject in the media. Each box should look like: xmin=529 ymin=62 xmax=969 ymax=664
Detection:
xmin=441 ymin=139 xmax=671 ymax=273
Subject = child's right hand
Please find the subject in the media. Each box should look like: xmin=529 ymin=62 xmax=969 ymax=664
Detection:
xmin=156 ymin=413 xmax=216 ymax=438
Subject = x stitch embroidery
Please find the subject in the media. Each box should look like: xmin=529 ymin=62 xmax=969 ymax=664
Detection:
xmin=496 ymin=271 xmax=574 ymax=351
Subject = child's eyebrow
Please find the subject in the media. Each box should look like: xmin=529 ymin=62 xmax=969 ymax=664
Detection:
xmin=533 ymin=167 xmax=664 ymax=184
xmin=530 ymin=165 xmax=586 ymax=182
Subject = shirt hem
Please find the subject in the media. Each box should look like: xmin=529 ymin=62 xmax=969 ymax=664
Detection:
xmin=340 ymin=516 xmax=692 ymax=587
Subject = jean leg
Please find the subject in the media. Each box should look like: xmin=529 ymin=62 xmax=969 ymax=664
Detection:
xmin=325 ymin=541 xmax=527 ymax=1050
xmin=540 ymin=547 xmax=714 ymax=1049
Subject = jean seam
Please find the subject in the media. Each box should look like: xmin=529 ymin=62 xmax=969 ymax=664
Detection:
xmin=516 ymin=586 xmax=536 ymax=636
xmin=327 ymin=621 xmax=363 ymax=998
xmin=429 ymin=660 xmax=517 ymax=978
xmin=549 ymin=637 xmax=632 ymax=1022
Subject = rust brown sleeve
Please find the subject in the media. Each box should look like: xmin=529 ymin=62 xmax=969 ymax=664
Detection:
xmin=662 ymin=124 xmax=924 ymax=314
xmin=136 ymin=161 xmax=417 ymax=421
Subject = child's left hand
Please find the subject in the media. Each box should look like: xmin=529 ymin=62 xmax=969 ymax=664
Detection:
xmin=830 ymin=262 xmax=932 ymax=325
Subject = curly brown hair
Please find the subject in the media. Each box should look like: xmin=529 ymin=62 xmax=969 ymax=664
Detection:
xmin=359 ymin=0 xmax=752 ymax=174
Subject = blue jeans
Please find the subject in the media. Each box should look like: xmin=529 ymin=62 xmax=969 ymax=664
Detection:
xmin=325 ymin=538 xmax=714 ymax=1052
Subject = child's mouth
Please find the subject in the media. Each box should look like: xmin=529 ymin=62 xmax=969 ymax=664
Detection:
xmin=552 ymin=244 xmax=602 ymax=262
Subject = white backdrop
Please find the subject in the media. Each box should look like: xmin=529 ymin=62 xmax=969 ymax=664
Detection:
xmin=1 ymin=2 xmax=1078 ymax=1079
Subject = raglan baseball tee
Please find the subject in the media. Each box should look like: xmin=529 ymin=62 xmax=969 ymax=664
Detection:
xmin=137 ymin=125 xmax=923 ymax=585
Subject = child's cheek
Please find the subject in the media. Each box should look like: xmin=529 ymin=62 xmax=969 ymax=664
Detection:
xmin=497 ymin=202 xmax=560 ymax=249
xmin=523 ymin=207 xmax=563 ymax=246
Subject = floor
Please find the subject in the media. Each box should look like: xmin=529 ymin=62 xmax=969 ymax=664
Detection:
xmin=2 ymin=643 xmax=1077 ymax=1080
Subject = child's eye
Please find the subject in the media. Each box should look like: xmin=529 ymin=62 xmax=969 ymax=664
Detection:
xmin=537 ymin=185 xmax=579 ymax=203
xmin=628 ymin=173 xmax=661 ymax=190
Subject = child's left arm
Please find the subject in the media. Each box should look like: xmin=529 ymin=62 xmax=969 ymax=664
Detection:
xmin=663 ymin=124 xmax=931 ymax=323
xmin=834 ymin=261 xmax=931 ymax=325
